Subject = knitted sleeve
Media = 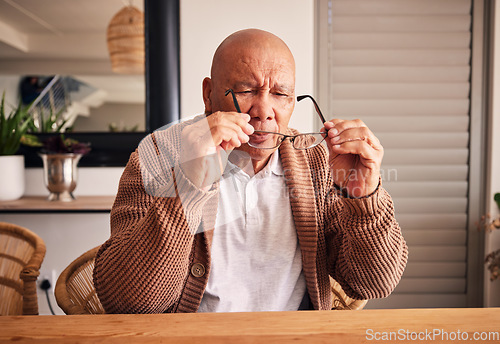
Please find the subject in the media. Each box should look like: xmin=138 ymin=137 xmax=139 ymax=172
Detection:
xmin=93 ymin=122 xmax=218 ymax=314
xmin=311 ymin=148 xmax=408 ymax=300
xmin=328 ymin=186 xmax=408 ymax=300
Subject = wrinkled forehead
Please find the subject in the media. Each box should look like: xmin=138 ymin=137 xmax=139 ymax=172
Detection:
xmin=213 ymin=43 xmax=296 ymax=87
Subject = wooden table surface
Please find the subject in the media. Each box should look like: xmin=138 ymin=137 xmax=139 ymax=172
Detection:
xmin=0 ymin=308 xmax=499 ymax=343
xmin=0 ymin=195 xmax=115 ymax=213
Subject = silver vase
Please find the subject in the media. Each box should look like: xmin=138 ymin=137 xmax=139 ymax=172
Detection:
xmin=39 ymin=153 xmax=82 ymax=202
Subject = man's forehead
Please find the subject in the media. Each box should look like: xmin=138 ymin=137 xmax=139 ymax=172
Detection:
xmin=211 ymin=31 xmax=295 ymax=81
xmin=230 ymin=53 xmax=295 ymax=78
xmin=239 ymin=52 xmax=293 ymax=67
xmin=226 ymin=60 xmax=295 ymax=86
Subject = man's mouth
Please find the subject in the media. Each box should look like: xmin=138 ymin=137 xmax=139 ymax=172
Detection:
xmin=249 ymin=131 xmax=271 ymax=144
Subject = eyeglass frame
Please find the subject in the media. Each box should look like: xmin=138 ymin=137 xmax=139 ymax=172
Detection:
xmin=224 ymin=89 xmax=329 ymax=150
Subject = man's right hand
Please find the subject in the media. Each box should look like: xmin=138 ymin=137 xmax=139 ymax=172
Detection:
xmin=179 ymin=112 xmax=254 ymax=191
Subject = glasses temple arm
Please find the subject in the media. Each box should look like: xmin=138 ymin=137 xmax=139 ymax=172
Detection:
xmin=297 ymin=95 xmax=327 ymax=124
xmin=225 ymin=89 xmax=241 ymax=113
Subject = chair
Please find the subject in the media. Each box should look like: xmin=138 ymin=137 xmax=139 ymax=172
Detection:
xmin=0 ymin=221 xmax=46 ymax=315
xmin=330 ymin=277 xmax=367 ymax=310
xmin=55 ymin=246 xmax=104 ymax=314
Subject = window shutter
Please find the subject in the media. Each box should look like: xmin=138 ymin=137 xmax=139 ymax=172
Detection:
xmin=321 ymin=0 xmax=472 ymax=308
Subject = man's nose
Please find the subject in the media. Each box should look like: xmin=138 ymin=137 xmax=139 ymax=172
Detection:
xmin=248 ymin=93 xmax=275 ymax=121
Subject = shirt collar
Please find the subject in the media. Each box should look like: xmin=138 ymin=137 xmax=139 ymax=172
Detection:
xmin=223 ymin=149 xmax=284 ymax=178
xmin=259 ymin=149 xmax=284 ymax=177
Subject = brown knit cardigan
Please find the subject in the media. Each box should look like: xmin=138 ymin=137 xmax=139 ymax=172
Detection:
xmin=93 ymin=117 xmax=408 ymax=314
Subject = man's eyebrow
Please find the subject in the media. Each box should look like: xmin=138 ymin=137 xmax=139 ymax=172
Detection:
xmin=232 ymin=81 xmax=257 ymax=89
xmin=231 ymin=82 xmax=294 ymax=94
xmin=273 ymin=84 xmax=294 ymax=94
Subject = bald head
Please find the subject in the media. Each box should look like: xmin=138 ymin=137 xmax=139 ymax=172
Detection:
xmin=210 ymin=29 xmax=295 ymax=82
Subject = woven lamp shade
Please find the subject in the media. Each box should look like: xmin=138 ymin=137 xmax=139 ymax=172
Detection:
xmin=106 ymin=6 xmax=144 ymax=74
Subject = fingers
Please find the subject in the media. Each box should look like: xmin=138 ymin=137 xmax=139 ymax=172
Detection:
xmin=179 ymin=112 xmax=252 ymax=190
xmin=329 ymin=141 xmax=382 ymax=172
xmin=208 ymin=112 xmax=254 ymax=150
xmin=324 ymin=119 xmax=382 ymax=150
xmin=183 ymin=112 xmax=253 ymax=153
xmin=323 ymin=119 xmax=384 ymax=170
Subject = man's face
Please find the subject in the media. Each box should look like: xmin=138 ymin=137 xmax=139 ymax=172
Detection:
xmin=204 ymin=44 xmax=296 ymax=163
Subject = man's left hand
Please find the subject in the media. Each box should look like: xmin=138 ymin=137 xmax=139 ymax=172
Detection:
xmin=323 ymin=119 xmax=383 ymax=198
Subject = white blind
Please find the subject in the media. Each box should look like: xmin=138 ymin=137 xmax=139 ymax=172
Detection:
xmin=322 ymin=0 xmax=472 ymax=308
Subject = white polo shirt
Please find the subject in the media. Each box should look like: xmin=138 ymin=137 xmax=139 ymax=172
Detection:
xmin=198 ymin=150 xmax=306 ymax=312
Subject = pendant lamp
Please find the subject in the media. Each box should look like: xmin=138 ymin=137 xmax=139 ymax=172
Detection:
xmin=106 ymin=5 xmax=144 ymax=74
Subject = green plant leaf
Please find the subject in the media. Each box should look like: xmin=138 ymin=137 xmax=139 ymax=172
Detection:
xmin=0 ymin=92 xmax=33 ymax=155
xmin=20 ymin=133 xmax=42 ymax=147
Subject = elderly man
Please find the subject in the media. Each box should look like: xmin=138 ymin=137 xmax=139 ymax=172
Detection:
xmin=93 ymin=29 xmax=407 ymax=313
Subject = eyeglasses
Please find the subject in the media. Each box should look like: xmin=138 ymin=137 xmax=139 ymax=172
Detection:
xmin=225 ymin=89 xmax=328 ymax=150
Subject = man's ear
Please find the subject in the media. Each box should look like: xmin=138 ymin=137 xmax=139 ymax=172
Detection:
xmin=202 ymin=77 xmax=213 ymax=114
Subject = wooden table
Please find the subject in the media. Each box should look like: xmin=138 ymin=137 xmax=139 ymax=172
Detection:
xmin=0 ymin=308 xmax=498 ymax=343
xmin=0 ymin=196 xmax=115 ymax=213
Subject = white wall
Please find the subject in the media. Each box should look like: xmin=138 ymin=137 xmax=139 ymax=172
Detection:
xmin=180 ymin=0 xmax=315 ymax=132
xmin=484 ymin=3 xmax=500 ymax=307
xmin=0 ymin=75 xmax=21 ymax=105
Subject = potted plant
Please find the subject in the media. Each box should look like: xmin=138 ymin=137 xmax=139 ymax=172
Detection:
xmin=0 ymin=92 xmax=32 ymax=201
xmin=38 ymin=134 xmax=91 ymax=202
xmin=22 ymin=97 xmax=90 ymax=201
xmin=483 ymin=193 xmax=500 ymax=281
xmin=21 ymin=95 xmax=91 ymax=202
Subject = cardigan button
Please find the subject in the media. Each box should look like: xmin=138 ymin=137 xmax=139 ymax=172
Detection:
xmin=191 ymin=263 xmax=205 ymax=278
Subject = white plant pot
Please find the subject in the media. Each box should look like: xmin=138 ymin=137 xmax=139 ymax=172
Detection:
xmin=0 ymin=155 xmax=25 ymax=201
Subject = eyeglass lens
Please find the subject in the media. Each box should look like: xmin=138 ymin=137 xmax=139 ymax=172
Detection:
xmin=247 ymin=131 xmax=327 ymax=150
